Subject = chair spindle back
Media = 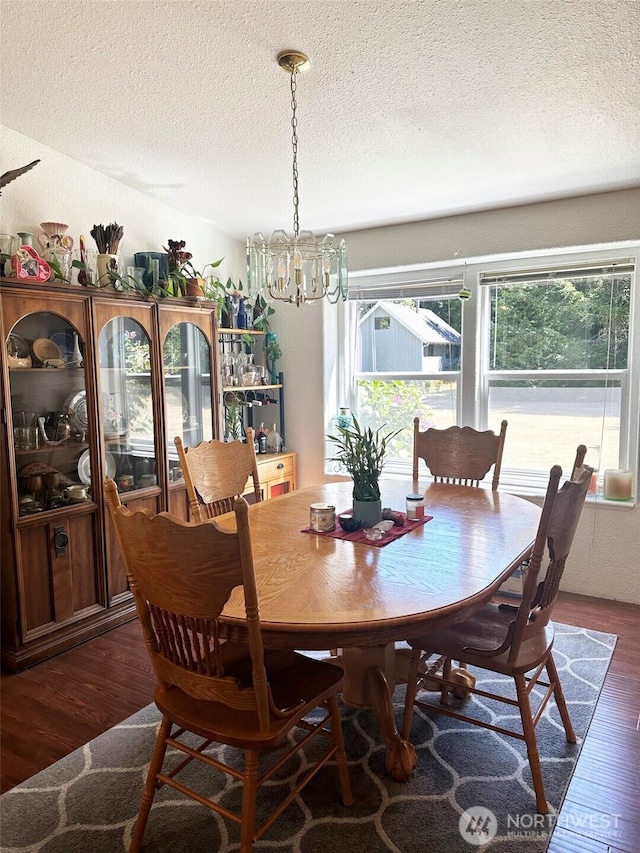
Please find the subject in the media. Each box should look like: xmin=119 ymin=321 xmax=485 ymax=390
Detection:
xmin=175 ymin=430 xmax=261 ymax=522
xmin=104 ymin=478 xmax=272 ymax=729
xmin=413 ymin=419 xmax=508 ymax=489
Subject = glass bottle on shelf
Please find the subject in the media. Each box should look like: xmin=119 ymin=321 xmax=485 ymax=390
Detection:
xmin=266 ymin=422 xmax=283 ymax=453
xmin=237 ymin=297 xmax=248 ymax=329
xmin=256 ymin=422 xmax=267 ymax=454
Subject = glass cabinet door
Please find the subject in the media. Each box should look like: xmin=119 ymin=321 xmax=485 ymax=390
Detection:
xmin=163 ymin=322 xmax=213 ymax=479
xmin=98 ymin=317 xmax=157 ymax=493
xmin=7 ymin=311 xmax=93 ymax=514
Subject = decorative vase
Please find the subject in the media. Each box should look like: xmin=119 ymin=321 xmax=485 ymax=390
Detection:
xmin=96 ymin=253 xmax=119 ymax=288
xmin=335 ymin=407 xmax=352 ymax=429
xmin=38 ymin=224 xmax=74 ymax=257
xmin=222 ymin=296 xmax=234 ymax=328
xmin=0 ymin=233 xmax=17 ymax=275
xmin=126 ymin=266 xmax=146 ymax=290
xmin=352 ymin=499 xmax=382 ymax=527
xmin=16 ymin=231 xmax=34 ymax=247
xmin=46 ymin=246 xmax=73 ymax=283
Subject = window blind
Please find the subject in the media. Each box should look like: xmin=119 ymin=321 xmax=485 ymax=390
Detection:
xmin=348 ymin=270 xmax=463 ymax=301
xmin=480 ymin=261 xmax=633 ymax=285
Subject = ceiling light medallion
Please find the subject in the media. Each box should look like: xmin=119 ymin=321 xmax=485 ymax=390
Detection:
xmin=247 ymin=51 xmax=347 ymax=307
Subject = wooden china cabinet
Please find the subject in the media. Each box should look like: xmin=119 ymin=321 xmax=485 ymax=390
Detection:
xmin=0 ymin=279 xmax=221 ymax=670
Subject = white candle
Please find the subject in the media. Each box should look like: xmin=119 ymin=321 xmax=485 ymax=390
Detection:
xmin=603 ymin=469 xmax=633 ymax=501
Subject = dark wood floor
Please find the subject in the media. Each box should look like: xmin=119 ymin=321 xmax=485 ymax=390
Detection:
xmin=1 ymin=591 xmax=638 ymax=851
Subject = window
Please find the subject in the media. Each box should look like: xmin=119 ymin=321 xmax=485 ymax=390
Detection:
xmin=481 ymin=266 xmax=632 ymax=488
xmin=338 ymin=276 xmax=464 ymax=467
xmin=333 ymin=248 xmax=638 ymax=495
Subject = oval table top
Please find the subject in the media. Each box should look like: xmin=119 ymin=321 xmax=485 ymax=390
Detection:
xmin=220 ymin=479 xmax=540 ymax=649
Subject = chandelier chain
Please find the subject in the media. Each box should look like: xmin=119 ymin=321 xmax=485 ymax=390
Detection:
xmin=290 ymin=70 xmax=300 ymax=237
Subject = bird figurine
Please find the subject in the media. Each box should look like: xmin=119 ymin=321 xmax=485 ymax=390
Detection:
xmin=0 ymin=159 xmax=40 ymax=194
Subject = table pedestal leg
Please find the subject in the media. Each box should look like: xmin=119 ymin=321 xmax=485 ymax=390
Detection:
xmin=341 ymin=645 xmax=417 ymax=782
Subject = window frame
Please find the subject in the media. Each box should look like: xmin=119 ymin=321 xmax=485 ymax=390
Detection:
xmin=331 ymin=243 xmax=639 ymax=498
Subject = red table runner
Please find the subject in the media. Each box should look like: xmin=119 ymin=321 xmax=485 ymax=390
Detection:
xmin=301 ymin=509 xmax=432 ymax=547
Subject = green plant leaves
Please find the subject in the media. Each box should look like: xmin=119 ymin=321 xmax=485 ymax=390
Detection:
xmin=326 ymin=416 xmax=402 ymax=502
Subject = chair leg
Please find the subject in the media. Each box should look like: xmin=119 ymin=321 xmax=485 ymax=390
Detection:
xmin=546 ymin=653 xmax=577 ymax=744
xmin=327 ymin=694 xmax=354 ymax=806
xmin=240 ymin=749 xmax=259 ymax=853
xmin=401 ymin=647 xmax=421 ymax=740
xmin=130 ymin=715 xmax=172 ymax=853
xmin=514 ymin=673 xmax=548 ymax=814
xmin=440 ymin=657 xmax=453 ymax=706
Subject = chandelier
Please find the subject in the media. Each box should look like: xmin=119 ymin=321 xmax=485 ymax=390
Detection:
xmin=247 ymin=51 xmax=347 ymax=307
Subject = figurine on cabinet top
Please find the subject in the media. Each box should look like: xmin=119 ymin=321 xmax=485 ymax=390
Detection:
xmin=12 ymin=245 xmax=51 ymax=282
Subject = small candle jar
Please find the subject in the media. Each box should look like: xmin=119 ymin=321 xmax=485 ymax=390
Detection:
xmin=117 ymin=474 xmax=134 ymax=491
xmin=603 ymin=469 xmax=633 ymax=501
xmin=405 ymin=493 xmax=424 ymax=520
xmin=310 ymin=503 xmax=336 ymax=532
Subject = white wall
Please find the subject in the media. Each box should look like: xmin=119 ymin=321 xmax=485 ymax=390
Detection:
xmin=340 ymin=189 xmax=640 ymax=270
xmin=0 ymin=127 xmax=246 ymax=280
xmin=281 ymin=189 xmax=640 ymax=604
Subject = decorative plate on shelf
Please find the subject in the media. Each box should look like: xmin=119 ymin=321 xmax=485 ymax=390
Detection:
xmin=78 ymin=449 xmax=116 ymax=485
xmin=63 ymin=390 xmax=89 ymax=434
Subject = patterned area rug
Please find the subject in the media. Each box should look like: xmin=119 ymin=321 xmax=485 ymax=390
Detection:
xmin=1 ymin=624 xmax=615 ymax=853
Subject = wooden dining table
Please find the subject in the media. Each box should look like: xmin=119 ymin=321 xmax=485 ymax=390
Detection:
xmin=217 ymin=478 xmax=541 ymax=782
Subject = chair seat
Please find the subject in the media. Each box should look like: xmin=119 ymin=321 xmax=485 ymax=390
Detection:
xmin=407 ymin=602 xmax=555 ymax=675
xmin=156 ymin=646 xmax=344 ymax=750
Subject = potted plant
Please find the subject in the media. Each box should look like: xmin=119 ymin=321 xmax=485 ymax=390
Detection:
xmin=264 ymin=333 xmax=282 ymax=384
xmin=164 ymin=239 xmax=223 ymax=298
xmin=327 ymin=416 xmax=401 ymax=527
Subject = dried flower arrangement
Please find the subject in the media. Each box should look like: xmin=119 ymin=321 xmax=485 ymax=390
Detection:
xmin=90 ymin=223 xmax=124 ymax=255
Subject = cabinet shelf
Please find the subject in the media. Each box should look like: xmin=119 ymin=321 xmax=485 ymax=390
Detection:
xmin=9 ymin=367 xmax=83 ymax=373
xmin=15 ymin=442 xmax=89 ymax=456
xmin=222 ymin=384 xmax=283 ymax=393
xmin=219 ymin=328 xmax=266 ymax=336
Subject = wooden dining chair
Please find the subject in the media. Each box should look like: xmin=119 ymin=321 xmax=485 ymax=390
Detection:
xmin=401 ymin=461 xmax=593 ymax=814
xmin=495 ymin=444 xmax=589 ymax=601
xmin=175 ymin=429 xmax=261 ymax=521
xmin=571 ymin=443 xmax=587 ymax=479
xmin=104 ymin=478 xmax=353 ymax=853
xmin=412 ymin=419 xmax=508 ymax=489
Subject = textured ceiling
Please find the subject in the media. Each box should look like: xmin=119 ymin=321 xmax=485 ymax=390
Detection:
xmin=2 ymin=0 xmax=639 ymax=240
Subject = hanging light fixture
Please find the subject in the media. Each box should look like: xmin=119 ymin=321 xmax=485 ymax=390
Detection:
xmin=247 ymin=51 xmax=347 ymax=307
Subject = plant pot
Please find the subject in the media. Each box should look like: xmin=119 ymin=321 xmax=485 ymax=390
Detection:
xmin=185 ymin=277 xmax=204 ymax=298
xmin=352 ymin=499 xmax=382 ymax=528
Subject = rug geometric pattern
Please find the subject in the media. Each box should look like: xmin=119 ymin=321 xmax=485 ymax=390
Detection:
xmin=0 ymin=624 xmax=616 ymax=853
